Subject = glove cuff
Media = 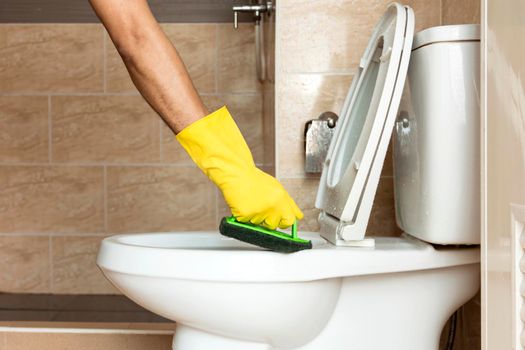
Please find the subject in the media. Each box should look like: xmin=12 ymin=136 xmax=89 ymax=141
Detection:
xmin=176 ymin=106 xmax=255 ymax=181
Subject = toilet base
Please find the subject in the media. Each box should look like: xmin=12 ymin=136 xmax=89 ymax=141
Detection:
xmin=173 ymin=325 xmax=271 ymax=350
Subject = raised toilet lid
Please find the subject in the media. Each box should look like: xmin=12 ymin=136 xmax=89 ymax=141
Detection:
xmin=316 ymin=3 xmax=414 ymax=245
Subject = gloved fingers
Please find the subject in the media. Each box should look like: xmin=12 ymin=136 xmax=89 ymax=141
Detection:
xmin=235 ymin=214 xmax=253 ymax=224
xmin=289 ymin=197 xmax=304 ymax=220
xmin=249 ymin=213 xmax=266 ymax=226
xmin=262 ymin=215 xmax=280 ymax=230
xmin=277 ymin=205 xmax=297 ymax=229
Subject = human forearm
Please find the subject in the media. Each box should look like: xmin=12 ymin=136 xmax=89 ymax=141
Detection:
xmin=89 ymin=0 xmax=304 ymax=229
xmin=89 ymin=0 xmax=207 ymax=133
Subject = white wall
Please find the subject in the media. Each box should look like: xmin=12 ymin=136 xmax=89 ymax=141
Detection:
xmin=483 ymin=0 xmax=525 ymax=348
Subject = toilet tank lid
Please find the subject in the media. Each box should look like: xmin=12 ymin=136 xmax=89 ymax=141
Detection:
xmin=412 ymin=24 xmax=480 ymax=50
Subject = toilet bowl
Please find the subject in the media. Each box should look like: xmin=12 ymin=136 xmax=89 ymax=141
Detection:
xmin=97 ymin=3 xmax=481 ymax=349
xmin=98 ymin=233 xmax=479 ymax=350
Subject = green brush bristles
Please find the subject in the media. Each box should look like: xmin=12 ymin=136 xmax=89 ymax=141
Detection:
xmin=219 ymin=216 xmax=312 ymax=253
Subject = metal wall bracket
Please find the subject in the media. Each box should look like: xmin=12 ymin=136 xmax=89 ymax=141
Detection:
xmin=304 ymin=112 xmax=339 ymax=173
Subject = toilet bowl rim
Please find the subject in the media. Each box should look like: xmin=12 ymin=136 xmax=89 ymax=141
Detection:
xmin=97 ymin=232 xmax=480 ymax=283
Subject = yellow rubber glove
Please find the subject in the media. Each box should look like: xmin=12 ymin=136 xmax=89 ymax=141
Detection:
xmin=176 ymin=106 xmax=303 ymax=229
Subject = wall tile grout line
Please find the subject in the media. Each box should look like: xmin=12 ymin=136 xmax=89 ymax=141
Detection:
xmin=0 ymin=23 xmax=107 ymax=27
xmin=0 ymin=232 xmax=111 ymax=237
xmin=0 ymin=161 xmax=266 ymax=168
xmin=103 ymin=27 xmax=107 ymax=93
xmin=0 ymin=23 xmax=221 ymax=28
xmin=48 ymin=95 xmax=52 ymax=163
xmin=0 ymin=91 xmax=262 ymax=97
xmin=103 ymin=165 xmax=108 ymax=233
xmin=214 ymin=24 xmax=219 ymax=93
xmin=49 ymin=234 xmax=53 ymax=293
xmin=198 ymin=92 xmax=264 ymax=97
xmin=0 ymin=14 xmax=233 ymax=27
xmin=0 ymin=328 xmax=174 ymax=335
xmin=159 ymin=119 xmax=164 ymax=162
xmin=281 ymin=71 xmax=356 ymax=76
xmin=0 ymin=162 xmax=196 ymax=167
xmin=0 ymin=92 xmax=142 ymax=97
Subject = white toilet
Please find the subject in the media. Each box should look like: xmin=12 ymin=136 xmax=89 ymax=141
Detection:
xmin=97 ymin=3 xmax=481 ymax=350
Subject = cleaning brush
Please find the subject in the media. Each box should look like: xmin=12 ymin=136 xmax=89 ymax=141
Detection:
xmin=219 ymin=216 xmax=312 ymax=253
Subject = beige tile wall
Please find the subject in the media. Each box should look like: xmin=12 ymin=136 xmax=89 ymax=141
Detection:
xmin=0 ymin=23 xmax=261 ymax=294
xmin=442 ymin=0 xmax=481 ymax=25
xmin=0 ymin=25 xmax=103 ymax=93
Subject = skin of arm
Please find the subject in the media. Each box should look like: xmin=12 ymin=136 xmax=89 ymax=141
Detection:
xmin=89 ymin=0 xmax=208 ymax=133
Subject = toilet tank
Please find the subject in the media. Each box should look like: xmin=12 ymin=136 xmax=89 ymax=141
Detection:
xmin=393 ymin=24 xmax=480 ymax=245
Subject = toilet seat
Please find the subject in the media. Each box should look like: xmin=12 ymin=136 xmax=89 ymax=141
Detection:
xmin=97 ymin=231 xmax=479 ymax=283
xmin=316 ymin=3 xmax=414 ymax=246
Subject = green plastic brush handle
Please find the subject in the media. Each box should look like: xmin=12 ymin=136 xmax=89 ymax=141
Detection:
xmin=225 ymin=216 xmax=308 ymax=243
xmin=291 ymin=221 xmax=297 ymax=239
